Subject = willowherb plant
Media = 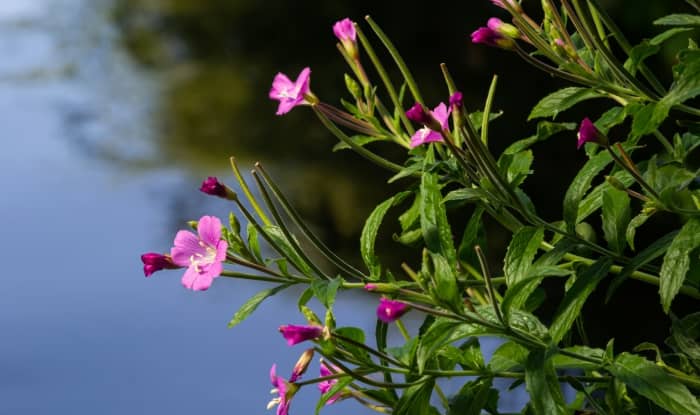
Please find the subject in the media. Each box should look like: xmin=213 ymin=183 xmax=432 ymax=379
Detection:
xmin=142 ymin=1 xmax=700 ymax=413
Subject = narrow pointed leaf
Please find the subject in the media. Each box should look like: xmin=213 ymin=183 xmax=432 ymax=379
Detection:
xmin=660 ymin=218 xmax=700 ymax=313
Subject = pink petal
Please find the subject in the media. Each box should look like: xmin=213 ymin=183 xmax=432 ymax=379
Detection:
xmin=180 ymin=266 xmax=199 ymax=290
xmin=269 ymin=73 xmax=294 ymax=98
xmin=431 ymin=102 xmax=451 ymax=128
xmin=270 ymin=364 xmax=278 ymax=386
xmin=197 ymin=215 xmax=222 ymax=247
xmin=171 ymin=230 xmax=203 ymax=266
xmin=276 ymin=99 xmax=301 ymax=115
xmin=293 ymin=67 xmax=311 ymax=97
xmin=190 ymin=273 xmax=214 ymax=291
xmin=215 ymin=239 xmax=228 ymax=262
xmin=410 ymin=128 xmax=443 ymax=148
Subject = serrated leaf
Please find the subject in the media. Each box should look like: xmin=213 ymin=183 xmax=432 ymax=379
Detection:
xmin=468 ymin=110 xmax=503 ymax=132
xmin=596 ymin=107 xmax=627 ymax=134
xmin=264 ymin=225 xmax=314 ymax=277
xmin=550 ymin=258 xmax=613 ymax=343
xmin=442 ymin=188 xmax=484 ymax=204
xmin=311 ymin=278 xmax=342 ymax=309
xmin=360 ymin=196 xmax=395 ymax=280
xmin=228 ymin=285 xmax=288 ymax=328
xmin=504 ymin=226 xmax=544 ymax=286
xmin=457 ymin=205 xmax=486 ymax=268
xmin=669 ymin=312 xmax=700 ymax=367
xmin=528 ymin=87 xmax=604 ymax=120
xmin=525 ymin=350 xmax=569 ymax=415
xmin=601 ymin=186 xmax=631 ymax=254
xmin=421 ymin=148 xmax=456 ymax=266
xmin=430 ymin=253 xmax=461 ymax=311
xmin=564 ymin=150 xmax=614 ymax=230
xmin=502 ymin=265 xmax=572 ymax=318
xmin=608 ymin=352 xmax=700 ymax=415
xmin=660 ymin=218 xmax=700 ymax=313
xmin=417 ymin=320 xmax=463 ymax=373
xmin=629 ymin=102 xmax=670 ymax=141
xmin=489 ymin=341 xmax=529 ymax=371
xmin=247 ymin=222 xmax=264 ymax=263
xmin=660 ymin=49 xmax=700 ymax=111
xmin=654 ymin=14 xmax=700 ymax=26
xmin=577 ymin=171 xmax=635 ymax=223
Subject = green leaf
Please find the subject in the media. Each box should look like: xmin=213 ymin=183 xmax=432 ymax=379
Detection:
xmin=601 ymin=186 xmax=631 ymax=254
xmin=500 ymin=150 xmax=534 ymax=186
xmin=504 ymin=226 xmax=544 ymax=286
xmin=660 ymin=218 xmax=700 ymax=313
xmin=577 ymin=171 xmax=635 ymax=223
xmin=596 ymin=107 xmax=627 ymax=134
xmin=608 ymin=352 xmax=700 ymax=415
xmin=442 ymin=188 xmax=484 ymax=204
xmin=661 ymin=49 xmax=700 ymax=109
xmin=624 ymin=28 xmax=692 ymax=75
xmin=247 ymin=222 xmax=264 ymax=263
xmin=264 ymin=225 xmax=314 ymax=277
xmin=311 ymin=278 xmax=342 ymax=309
xmin=430 ymin=253 xmax=461 ymax=311
xmin=550 ymin=258 xmax=613 ymax=343
xmin=654 ymin=14 xmax=700 ymax=26
xmin=360 ymin=195 xmax=395 ymax=280
xmin=227 ymin=285 xmax=288 ymax=328
xmin=468 ymin=110 xmax=503 ymax=132
xmin=553 ymin=346 xmax=604 ymax=370
xmin=668 ymin=312 xmax=700 ymax=367
xmin=394 ymin=378 xmax=435 ymax=415
xmin=502 ymin=265 xmax=572 ymax=318
xmin=334 ymin=327 xmax=371 ymax=363
xmin=417 ymin=320 xmax=462 ymax=373
xmin=629 ymin=102 xmax=671 ymax=141
xmin=421 ymin=149 xmax=457 ymax=266
xmin=525 ymin=349 xmax=569 ymax=415
xmin=528 ymin=87 xmax=604 ymax=120
xmin=563 ymin=150 xmax=614 ymax=230
xmin=606 ymin=231 xmax=678 ymax=302
xmin=626 ymin=212 xmax=651 ymax=251
xmin=489 ymin=341 xmax=529 ymax=371
xmin=447 ymin=378 xmax=493 ymax=415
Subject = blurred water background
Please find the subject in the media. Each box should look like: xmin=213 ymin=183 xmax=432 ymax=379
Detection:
xmin=0 ymin=0 xmax=693 ymax=413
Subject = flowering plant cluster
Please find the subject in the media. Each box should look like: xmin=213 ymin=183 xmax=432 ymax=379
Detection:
xmin=143 ymin=3 xmax=700 ymax=414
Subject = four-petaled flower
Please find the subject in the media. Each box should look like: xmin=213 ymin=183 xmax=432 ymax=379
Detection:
xmin=170 ymin=215 xmax=228 ymax=291
xmin=577 ymin=117 xmax=607 ymax=149
xmin=279 ymin=324 xmax=324 ymax=346
xmin=376 ymin=297 xmax=409 ymax=323
xmin=318 ymin=362 xmax=343 ymax=405
xmin=141 ymin=252 xmax=179 ymax=277
xmin=199 ymin=177 xmax=228 ymax=198
xmin=333 ymin=18 xmax=358 ymax=58
xmin=409 ymin=102 xmax=451 ymax=148
xmin=269 ymin=67 xmax=313 ymax=115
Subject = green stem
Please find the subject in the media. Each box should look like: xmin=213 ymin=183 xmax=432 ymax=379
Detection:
xmin=481 ymin=75 xmax=498 ymax=146
xmin=332 ymin=332 xmax=408 ymax=368
xmin=313 ymin=108 xmax=405 ymax=173
xmin=355 ymin=24 xmax=414 ymax=135
xmin=219 ymin=270 xmax=292 ymax=284
xmin=250 ymin=170 xmax=332 ymax=280
xmin=254 ymin=163 xmax=366 ymax=279
xmin=364 ymin=15 xmax=424 ymax=104
xmin=229 ymin=157 xmax=272 ymax=226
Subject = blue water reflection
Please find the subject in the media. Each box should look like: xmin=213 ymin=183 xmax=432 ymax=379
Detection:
xmin=0 ymin=1 xmax=533 ymax=413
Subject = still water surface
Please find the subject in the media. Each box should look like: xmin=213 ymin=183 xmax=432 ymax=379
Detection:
xmin=0 ymin=1 xmax=529 ymax=413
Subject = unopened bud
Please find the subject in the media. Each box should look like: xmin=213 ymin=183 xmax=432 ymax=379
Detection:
xmin=290 ymin=349 xmax=315 ymax=382
xmin=364 ymin=283 xmax=398 ymax=293
xmin=344 ymin=74 xmax=362 ymax=99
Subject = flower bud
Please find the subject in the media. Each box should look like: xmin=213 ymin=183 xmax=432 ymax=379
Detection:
xmin=577 ymin=117 xmax=608 ymax=149
xmin=290 ymin=349 xmax=314 ymax=382
xmin=344 ymin=74 xmax=362 ymax=99
xmin=487 ymin=17 xmax=520 ymax=39
xmin=406 ymin=102 xmax=442 ymax=131
xmin=333 ymin=18 xmax=359 ymax=59
xmin=279 ymin=324 xmax=324 ymax=346
xmin=364 ymin=283 xmax=398 ymax=293
xmin=470 ymin=26 xmax=515 ymax=50
xmin=141 ymin=252 xmax=179 ymax=277
xmin=449 ymin=91 xmax=464 ymax=109
xmin=199 ymin=176 xmax=236 ymax=200
xmin=491 ymin=0 xmax=522 ymax=13
xmin=376 ymin=297 xmax=409 ymax=323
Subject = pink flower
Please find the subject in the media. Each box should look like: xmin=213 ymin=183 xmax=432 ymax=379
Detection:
xmin=409 ymin=102 xmax=451 ymax=148
xmin=333 ymin=18 xmax=356 ymax=42
xmin=141 ymin=252 xmax=179 ymax=277
xmin=333 ymin=18 xmax=358 ymax=59
xmin=577 ymin=117 xmax=607 ymax=149
xmin=268 ymin=364 xmax=293 ymax=415
xmin=269 ymin=67 xmax=313 ymax=115
xmin=318 ymin=362 xmax=343 ymax=405
xmin=199 ymin=177 xmax=228 ymax=198
xmin=170 ymin=215 xmax=228 ymax=291
xmin=376 ymin=297 xmax=409 ymax=323
xmin=471 ymin=23 xmax=514 ymax=49
xmin=279 ymin=324 xmax=323 ymax=346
